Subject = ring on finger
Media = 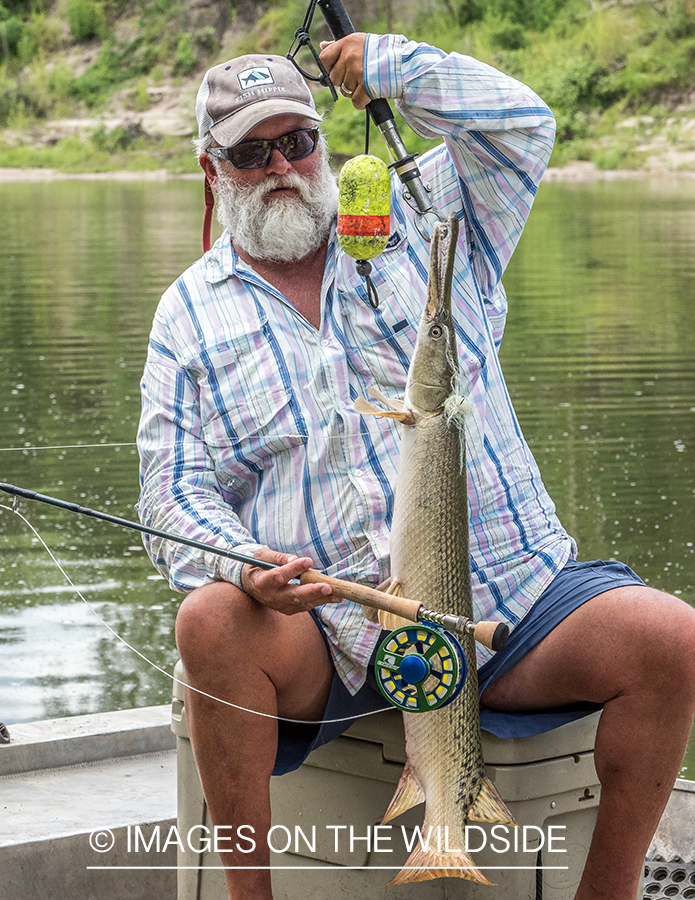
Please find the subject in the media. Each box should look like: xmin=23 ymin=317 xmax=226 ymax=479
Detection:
xmin=340 ymin=84 xmax=355 ymax=97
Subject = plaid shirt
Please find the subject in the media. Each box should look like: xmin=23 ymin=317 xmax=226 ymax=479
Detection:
xmin=137 ymin=34 xmax=576 ymax=692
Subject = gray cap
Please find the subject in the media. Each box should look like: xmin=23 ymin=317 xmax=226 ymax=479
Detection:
xmin=196 ymin=54 xmax=322 ymax=146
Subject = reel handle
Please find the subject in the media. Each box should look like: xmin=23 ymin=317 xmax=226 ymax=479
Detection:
xmin=298 ymin=569 xmax=507 ymax=651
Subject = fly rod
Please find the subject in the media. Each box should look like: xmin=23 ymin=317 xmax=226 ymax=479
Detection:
xmin=0 ymin=482 xmax=509 ymax=652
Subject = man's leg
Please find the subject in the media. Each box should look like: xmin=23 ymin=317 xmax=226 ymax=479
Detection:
xmin=175 ymin=581 xmax=334 ymax=900
xmin=481 ymin=585 xmax=695 ymax=900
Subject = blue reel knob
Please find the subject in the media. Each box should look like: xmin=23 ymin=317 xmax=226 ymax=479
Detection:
xmin=399 ymin=653 xmax=430 ymax=684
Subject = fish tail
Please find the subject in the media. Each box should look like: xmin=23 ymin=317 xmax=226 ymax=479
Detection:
xmin=467 ymin=774 xmax=517 ymax=826
xmin=388 ymin=844 xmax=494 ymax=886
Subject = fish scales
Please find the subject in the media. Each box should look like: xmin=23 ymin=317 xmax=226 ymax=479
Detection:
xmin=357 ymin=214 xmax=515 ymax=885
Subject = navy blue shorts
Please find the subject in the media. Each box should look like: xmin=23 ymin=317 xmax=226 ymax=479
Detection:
xmin=272 ymin=558 xmax=644 ymax=775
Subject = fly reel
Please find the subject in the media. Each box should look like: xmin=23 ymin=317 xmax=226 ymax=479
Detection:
xmin=374 ymin=624 xmax=467 ymax=713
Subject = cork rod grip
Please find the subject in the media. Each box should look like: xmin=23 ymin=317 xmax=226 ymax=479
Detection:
xmin=298 ymin=570 xmax=423 ymax=622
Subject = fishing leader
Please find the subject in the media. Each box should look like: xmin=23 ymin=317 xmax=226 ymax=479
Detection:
xmin=136 ymin=31 xmax=695 ymax=900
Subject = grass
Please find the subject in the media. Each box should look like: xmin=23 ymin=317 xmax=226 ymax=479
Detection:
xmin=0 ymin=132 xmax=200 ymax=174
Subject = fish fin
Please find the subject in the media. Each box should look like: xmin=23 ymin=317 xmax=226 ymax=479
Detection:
xmin=362 ymin=605 xmax=380 ymax=623
xmin=467 ymin=774 xmax=517 ymax=827
xmin=381 ymin=761 xmax=426 ymax=824
xmin=354 ymin=395 xmax=415 ymax=424
xmin=367 ymin=385 xmax=405 ymax=411
xmin=388 ymin=844 xmax=494 ymax=887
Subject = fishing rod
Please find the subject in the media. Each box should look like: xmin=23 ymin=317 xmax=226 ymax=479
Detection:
xmin=0 ymin=482 xmax=508 ymax=653
xmin=287 ymin=0 xmax=443 ymax=238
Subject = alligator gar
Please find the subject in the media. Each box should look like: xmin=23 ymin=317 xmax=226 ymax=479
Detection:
xmin=356 ymin=213 xmax=516 ymax=884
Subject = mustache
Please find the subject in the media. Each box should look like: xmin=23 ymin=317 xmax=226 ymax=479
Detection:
xmin=233 ymin=172 xmax=315 ymax=205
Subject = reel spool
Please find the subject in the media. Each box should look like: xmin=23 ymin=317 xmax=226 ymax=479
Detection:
xmin=374 ymin=624 xmax=467 ymax=713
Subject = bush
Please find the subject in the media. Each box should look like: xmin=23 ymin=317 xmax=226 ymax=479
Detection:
xmin=1 ymin=0 xmax=32 ymax=14
xmin=489 ymin=0 xmax=567 ymax=31
xmin=195 ymin=25 xmax=218 ymax=56
xmin=91 ymin=122 xmax=146 ymax=152
xmin=173 ymin=32 xmax=195 ymax=75
xmin=526 ymin=52 xmax=605 ymax=141
xmin=1 ymin=15 xmax=25 ymax=55
xmin=490 ymin=22 xmax=526 ymax=50
xmin=664 ymin=0 xmax=695 ymax=40
xmin=66 ymin=0 xmax=106 ymax=43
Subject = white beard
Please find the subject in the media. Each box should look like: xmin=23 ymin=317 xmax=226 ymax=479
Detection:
xmin=213 ymin=145 xmax=338 ymax=263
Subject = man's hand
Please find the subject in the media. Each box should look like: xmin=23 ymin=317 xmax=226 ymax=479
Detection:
xmin=319 ymin=34 xmax=370 ymax=110
xmin=240 ymin=548 xmax=336 ymax=615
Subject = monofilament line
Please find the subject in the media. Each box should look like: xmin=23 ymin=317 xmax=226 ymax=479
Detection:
xmin=0 ymin=503 xmax=392 ymax=726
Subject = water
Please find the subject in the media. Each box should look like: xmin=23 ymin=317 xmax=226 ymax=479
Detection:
xmin=0 ymin=175 xmax=694 ymax=776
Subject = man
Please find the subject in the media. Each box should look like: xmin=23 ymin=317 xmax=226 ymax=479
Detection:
xmin=137 ymin=32 xmax=695 ymax=900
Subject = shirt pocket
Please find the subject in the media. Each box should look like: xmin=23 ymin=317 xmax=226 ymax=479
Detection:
xmin=195 ymin=339 xmax=308 ymax=475
xmin=340 ymin=249 xmax=423 ymax=392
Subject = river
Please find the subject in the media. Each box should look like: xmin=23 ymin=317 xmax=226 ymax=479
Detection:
xmin=0 ymin=174 xmax=694 ymax=775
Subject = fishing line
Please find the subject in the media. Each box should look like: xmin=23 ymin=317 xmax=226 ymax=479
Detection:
xmin=0 ymin=427 xmax=406 ymax=454
xmin=0 ymin=502 xmax=393 ymax=726
xmin=0 ymin=442 xmax=137 ymax=453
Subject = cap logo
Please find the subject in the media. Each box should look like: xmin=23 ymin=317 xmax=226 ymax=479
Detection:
xmin=237 ymin=67 xmax=275 ymax=90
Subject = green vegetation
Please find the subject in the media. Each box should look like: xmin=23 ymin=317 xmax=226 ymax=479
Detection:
xmin=0 ymin=0 xmax=694 ymax=172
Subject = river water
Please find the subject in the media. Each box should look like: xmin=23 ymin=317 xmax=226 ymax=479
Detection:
xmin=1 ymin=175 xmax=694 ymax=775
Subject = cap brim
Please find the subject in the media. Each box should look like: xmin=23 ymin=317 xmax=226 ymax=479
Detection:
xmin=209 ymin=99 xmax=322 ymax=147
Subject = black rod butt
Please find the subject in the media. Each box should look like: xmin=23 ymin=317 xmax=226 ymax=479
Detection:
xmin=491 ymin=622 xmax=510 ymax=652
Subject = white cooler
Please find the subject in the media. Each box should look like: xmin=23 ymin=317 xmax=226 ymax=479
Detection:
xmin=171 ymin=660 xmax=641 ymax=900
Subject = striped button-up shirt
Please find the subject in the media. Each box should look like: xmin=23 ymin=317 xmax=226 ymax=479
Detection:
xmin=137 ymin=34 xmax=576 ymax=692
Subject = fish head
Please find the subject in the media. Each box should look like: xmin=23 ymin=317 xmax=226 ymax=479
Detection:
xmin=405 ymin=214 xmax=460 ymax=417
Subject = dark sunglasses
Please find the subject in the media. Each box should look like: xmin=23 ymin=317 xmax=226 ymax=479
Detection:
xmin=206 ymin=128 xmax=319 ymax=170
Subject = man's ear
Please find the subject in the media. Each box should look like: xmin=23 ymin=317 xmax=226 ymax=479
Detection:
xmin=199 ymin=152 xmax=218 ymax=188
xmin=199 ymin=153 xmax=217 ymax=254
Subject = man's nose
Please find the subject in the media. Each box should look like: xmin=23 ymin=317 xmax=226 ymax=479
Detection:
xmin=265 ymin=147 xmax=292 ymax=175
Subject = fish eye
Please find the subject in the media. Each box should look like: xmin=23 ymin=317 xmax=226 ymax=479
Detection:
xmin=430 ymin=325 xmax=443 ymax=338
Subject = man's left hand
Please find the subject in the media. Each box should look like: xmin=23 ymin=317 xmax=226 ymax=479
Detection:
xmin=320 ymin=34 xmax=370 ymax=110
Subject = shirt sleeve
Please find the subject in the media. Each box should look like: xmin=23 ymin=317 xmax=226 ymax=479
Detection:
xmin=136 ymin=297 xmax=265 ymax=593
xmin=362 ymin=33 xmax=556 ymax=300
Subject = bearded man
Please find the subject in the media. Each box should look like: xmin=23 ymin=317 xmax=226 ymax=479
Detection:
xmin=137 ymin=33 xmax=695 ymax=900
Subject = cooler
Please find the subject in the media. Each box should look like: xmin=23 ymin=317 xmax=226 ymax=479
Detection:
xmin=170 ymin=660 xmax=632 ymax=899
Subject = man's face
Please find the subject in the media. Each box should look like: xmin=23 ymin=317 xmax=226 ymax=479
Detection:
xmin=209 ymin=114 xmax=339 ymax=264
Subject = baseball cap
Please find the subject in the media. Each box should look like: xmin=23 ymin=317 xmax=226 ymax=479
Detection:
xmin=196 ymin=54 xmax=322 ymax=147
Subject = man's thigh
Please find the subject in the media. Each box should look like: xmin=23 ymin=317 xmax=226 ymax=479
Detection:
xmin=480 ymin=584 xmax=695 ymax=713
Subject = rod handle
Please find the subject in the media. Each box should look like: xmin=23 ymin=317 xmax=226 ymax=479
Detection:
xmin=316 ymin=0 xmax=395 ymax=127
xmin=299 ymin=569 xmax=422 ymax=621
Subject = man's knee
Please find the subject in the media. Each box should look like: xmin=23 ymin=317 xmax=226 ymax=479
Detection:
xmin=625 ymin=587 xmax=695 ymax=700
xmin=175 ymin=581 xmax=253 ymax=667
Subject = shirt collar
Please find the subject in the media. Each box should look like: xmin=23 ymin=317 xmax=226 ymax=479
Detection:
xmin=203 ymin=222 xmax=340 ymax=286
xmin=204 ymin=230 xmax=237 ymax=284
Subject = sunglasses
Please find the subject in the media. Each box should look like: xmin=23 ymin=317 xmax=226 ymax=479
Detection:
xmin=206 ymin=128 xmax=320 ymax=170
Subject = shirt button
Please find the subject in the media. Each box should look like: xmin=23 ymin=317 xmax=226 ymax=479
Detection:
xmin=371 ymin=530 xmax=379 ymax=537
xmin=354 ymin=468 xmax=363 ymax=477
xmin=321 ymin=339 xmax=330 ymax=347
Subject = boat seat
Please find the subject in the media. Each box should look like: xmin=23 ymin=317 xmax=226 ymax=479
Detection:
xmin=170 ymin=660 xmax=642 ymax=900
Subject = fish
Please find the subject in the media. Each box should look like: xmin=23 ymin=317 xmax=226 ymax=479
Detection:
xmin=355 ymin=213 xmax=516 ymax=885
